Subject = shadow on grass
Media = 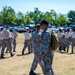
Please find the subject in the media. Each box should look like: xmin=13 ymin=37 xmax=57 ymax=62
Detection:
xmin=59 ymin=51 xmax=75 ymax=55
xmin=0 ymin=56 xmax=10 ymax=60
xmin=17 ymin=53 xmax=29 ymax=56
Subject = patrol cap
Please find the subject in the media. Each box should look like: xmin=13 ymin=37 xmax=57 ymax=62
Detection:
xmin=40 ymin=20 xmax=49 ymax=26
xmin=1 ymin=28 xmax=4 ymax=31
xmin=36 ymin=23 xmax=40 ymax=27
xmin=6 ymin=25 xmax=10 ymax=29
xmin=36 ymin=23 xmax=40 ymax=30
xmin=66 ymin=29 xmax=69 ymax=32
xmin=73 ymin=28 xmax=75 ymax=31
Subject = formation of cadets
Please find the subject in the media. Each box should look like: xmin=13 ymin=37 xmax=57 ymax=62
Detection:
xmin=0 ymin=25 xmax=75 ymax=59
xmin=58 ymin=28 xmax=75 ymax=53
xmin=0 ymin=25 xmax=18 ymax=58
xmin=0 ymin=22 xmax=75 ymax=75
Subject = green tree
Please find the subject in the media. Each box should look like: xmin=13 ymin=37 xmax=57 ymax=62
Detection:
xmin=1 ymin=6 xmax=16 ymax=25
xmin=55 ymin=14 xmax=69 ymax=26
xmin=44 ymin=12 xmax=52 ymax=24
xmin=68 ymin=10 xmax=75 ymax=24
xmin=16 ymin=12 xmax=25 ymax=25
xmin=33 ymin=8 xmax=42 ymax=25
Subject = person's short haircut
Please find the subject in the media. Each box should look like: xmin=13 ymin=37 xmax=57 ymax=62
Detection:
xmin=1 ymin=28 xmax=4 ymax=31
xmin=67 ymin=29 xmax=69 ymax=32
xmin=73 ymin=28 xmax=75 ymax=31
xmin=40 ymin=20 xmax=49 ymax=26
xmin=36 ymin=23 xmax=40 ymax=27
xmin=36 ymin=23 xmax=40 ymax=30
xmin=6 ymin=25 xmax=10 ymax=29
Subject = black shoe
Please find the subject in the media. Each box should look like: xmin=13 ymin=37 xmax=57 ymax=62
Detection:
xmin=13 ymin=50 xmax=16 ymax=52
xmin=22 ymin=52 xmax=24 ymax=55
xmin=29 ymin=70 xmax=38 ymax=75
xmin=5 ymin=51 xmax=9 ymax=53
xmin=64 ymin=47 xmax=66 ymax=51
xmin=11 ymin=53 xmax=14 ymax=57
xmin=1 ymin=56 xmax=5 ymax=59
xmin=1 ymin=54 xmax=5 ymax=59
xmin=67 ymin=50 xmax=68 ymax=53
xmin=28 ymin=52 xmax=31 ymax=54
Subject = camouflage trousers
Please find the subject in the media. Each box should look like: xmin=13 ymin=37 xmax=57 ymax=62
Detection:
xmin=6 ymin=39 xmax=16 ymax=52
xmin=1 ymin=39 xmax=12 ymax=55
xmin=59 ymin=38 xmax=66 ymax=51
xmin=31 ymin=52 xmax=54 ymax=75
xmin=12 ymin=39 xmax=16 ymax=51
xmin=0 ymin=40 xmax=2 ymax=47
xmin=22 ymin=40 xmax=31 ymax=53
xmin=42 ymin=51 xmax=54 ymax=75
xmin=71 ymin=38 xmax=75 ymax=53
xmin=65 ymin=38 xmax=70 ymax=52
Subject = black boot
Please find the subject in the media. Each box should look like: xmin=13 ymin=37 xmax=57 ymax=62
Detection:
xmin=29 ymin=70 xmax=38 ymax=75
xmin=64 ymin=47 xmax=66 ymax=51
xmin=28 ymin=52 xmax=31 ymax=54
xmin=22 ymin=51 xmax=24 ymax=55
xmin=13 ymin=50 xmax=16 ymax=52
xmin=11 ymin=53 xmax=14 ymax=57
xmin=67 ymin=49 xmax=68 ymax=53
xmin=1 ymin=54 xmax=5 ymax=59
xmin=59 ymin=46 xmax=62 ymax=52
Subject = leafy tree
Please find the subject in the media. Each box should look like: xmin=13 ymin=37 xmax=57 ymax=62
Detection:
xmin=68 ymin=10 xmax=75 ymax=24
xmin=58 ymin=14 xmax=69 ymax=26
xmin=44 ymin=12 xmax=52 ymax=24
xmin=0 ymin=6 xmax=70 ymax=26
xmin=1 ymin=6 xmax=16 ymax=25
xmin=16 ymin=12 xmax=25 ymax=25
xmin=33 ymin=8 xmax=42 ymax=25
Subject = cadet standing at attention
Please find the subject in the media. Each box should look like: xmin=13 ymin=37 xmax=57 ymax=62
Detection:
xmin=65 ymin=29 xmax=71 ymax=52
xmin=1 ymin=25 xmax=14 ymax=59
xmin=0 ymin=28 xmax=4 ymax=49
xmin=58 ymin=29 xmax=65 ymax=52
xmin=71 ymin=29 xmax=75 ymax=53
xmin=11 ymin=29 xmax=18 ymax=52
xmin=22 ymin=29 xmax=31 ymax=55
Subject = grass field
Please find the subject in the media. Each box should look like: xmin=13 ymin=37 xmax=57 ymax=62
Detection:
xmin=0 ymin=33 xmax=75 ymax=75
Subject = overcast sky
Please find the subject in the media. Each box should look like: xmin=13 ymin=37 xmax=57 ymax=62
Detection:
xmin=0 ymin=0 xmax=75 ymax=14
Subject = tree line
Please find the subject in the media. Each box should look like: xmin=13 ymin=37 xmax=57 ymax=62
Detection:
xmin=0 ymin=6 xmax=75 ymax=26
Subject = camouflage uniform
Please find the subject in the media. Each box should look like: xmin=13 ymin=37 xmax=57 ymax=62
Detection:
xmin=58 ymin=32 xmax=66 ymax=51
xmin=0 ymin=32 xmax=3 ymax=48
xmin=11 ymin=30 xmax=18 ymax=52
xmin=1 ymin=30 xmax=13 ymax=57
xmin=40 ymin=30 xmax=54 ymax=75
xmin=31 ymin=30 xmax=54 ymax=75
xmin=30 ymin=30 xmax=39 ymax=71
xmin=71 ymin=32 xmax=75 ymax=53
xmin=65 ymin=32 xmax=71 ymax=52
xmin=22 ymin=31 xmax=31 ymax=54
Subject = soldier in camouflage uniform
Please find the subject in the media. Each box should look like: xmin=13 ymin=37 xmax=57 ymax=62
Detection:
xmin=10 ymin=29 xmax=18 ymax=52
xmin=1 ymin=25 xmax=14 ymax=59
xmin=65 ymin=29 xmax=71 ymax=52
xmin=0 ymin=28 xmax=4 ymax=49
xmin=29 ymin=20 xmax=54 ymax=75
xmin=29 ymin=24 xmax=41 ymax=75
xmin=71 ymin=29 xmax=75 ymax=53
xmin=58 ymin=29 xmax=66 ymax=52
xmin=22 ymin=29 xmax=31 ymax=55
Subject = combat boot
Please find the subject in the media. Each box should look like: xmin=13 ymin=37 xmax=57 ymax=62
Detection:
xmin=22 ymin=51 xmax=24 ymax=55
xmin=1 ymin=54 xmax=5 ymax=59
xmin=29 ymin=70 xmax=38 ymax=75
xmin=11 ymin=53 xmax=14 ymax=57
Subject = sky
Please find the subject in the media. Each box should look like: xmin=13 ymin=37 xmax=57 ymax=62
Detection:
xmin=0 ymin=0 xmax=75 ymax=14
